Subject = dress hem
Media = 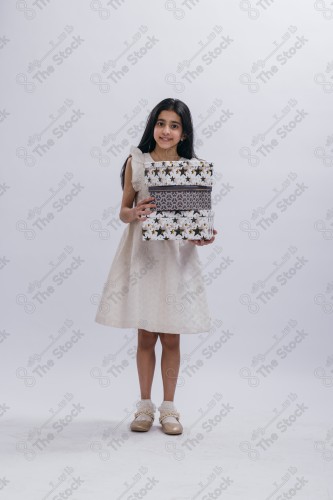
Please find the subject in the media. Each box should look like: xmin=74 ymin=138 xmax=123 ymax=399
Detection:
xmin=94 ymin=316 xmax=211 ymax=335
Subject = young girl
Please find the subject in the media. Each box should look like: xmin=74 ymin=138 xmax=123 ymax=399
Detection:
xmin=95 ymin=98 xmax=217 ymax=435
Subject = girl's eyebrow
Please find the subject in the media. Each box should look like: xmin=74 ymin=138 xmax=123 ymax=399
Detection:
xmin=157 ymin=119 xmax=181 ymax=124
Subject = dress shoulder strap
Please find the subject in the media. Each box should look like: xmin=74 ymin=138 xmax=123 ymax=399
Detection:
xmin=129 ymin=145 xmax=144 ymax=192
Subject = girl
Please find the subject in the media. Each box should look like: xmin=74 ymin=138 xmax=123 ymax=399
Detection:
xmin=95 ymin=98 xmax=217 ymax=435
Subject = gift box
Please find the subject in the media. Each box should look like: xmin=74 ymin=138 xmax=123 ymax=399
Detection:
xmin=142 ymin=159 xmax=215 ymax=241
xmin=147 ymin=185 xmax=212 ymax=211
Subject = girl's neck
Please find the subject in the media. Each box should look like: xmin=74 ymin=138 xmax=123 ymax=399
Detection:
xmin=150 ymin=144 xmax=181 ymax=161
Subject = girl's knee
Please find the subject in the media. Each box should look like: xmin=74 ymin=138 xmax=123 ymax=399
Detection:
xmin=138 ymin=329 xmax=158 ymax=349
xmin=159 ymin=333 xmax=180 ymax=349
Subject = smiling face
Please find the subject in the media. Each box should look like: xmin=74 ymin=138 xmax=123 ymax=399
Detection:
xmin=153 ymin=110 xmax=184 ymax=151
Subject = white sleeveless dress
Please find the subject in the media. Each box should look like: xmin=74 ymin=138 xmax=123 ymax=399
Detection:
xmin=94 ymin=145 xmax=212 ymax=334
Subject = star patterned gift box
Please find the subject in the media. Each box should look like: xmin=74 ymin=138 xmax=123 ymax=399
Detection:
xmin=142 ymin=159 xmax=215 ymax=241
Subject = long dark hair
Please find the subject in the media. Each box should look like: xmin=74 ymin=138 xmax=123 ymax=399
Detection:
xmin=120 ymin=98 xmax=200 ymax=190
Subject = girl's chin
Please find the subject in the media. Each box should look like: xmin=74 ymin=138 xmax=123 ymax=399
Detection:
xmin=156 ymin=140 xmax=175 ymax=147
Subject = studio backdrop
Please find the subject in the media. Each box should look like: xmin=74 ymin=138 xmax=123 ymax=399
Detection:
xmin=1 ymin=1 xmax=332 ymax=498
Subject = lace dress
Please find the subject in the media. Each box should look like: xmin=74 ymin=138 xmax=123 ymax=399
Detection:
xmin=95 ymin=145 xmax=212 ymax=334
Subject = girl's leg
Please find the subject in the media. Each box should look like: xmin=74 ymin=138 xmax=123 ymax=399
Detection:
xmin=159 ymin=333 xmax=180 ymax=401
xmin=136 ymin=329 xmax=159 ymax=399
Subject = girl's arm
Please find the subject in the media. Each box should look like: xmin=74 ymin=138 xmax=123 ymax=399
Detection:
xmin=119 ymin=156 xmax=156 ymax=223
xmin=119 ymin=156 xmax=136 ymax=223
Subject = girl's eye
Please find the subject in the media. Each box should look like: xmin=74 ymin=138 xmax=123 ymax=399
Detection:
xmin=156 ymin=122 xmax=178 ymax=128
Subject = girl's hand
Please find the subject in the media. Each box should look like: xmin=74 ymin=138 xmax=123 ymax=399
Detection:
xmin=132 ymin=197 xmax=156 ymax=222
xmin=188 ymin=229 xmax=218 ymax=246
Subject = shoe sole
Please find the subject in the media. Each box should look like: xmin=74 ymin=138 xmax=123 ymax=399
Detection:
xmin=130 ymin=423 xmax=153 ymax=432
xmin=161 ymin=426 xmax=183 ymax=435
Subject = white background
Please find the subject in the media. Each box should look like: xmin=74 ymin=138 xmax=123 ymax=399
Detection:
xmin=1 ymin=1 xmax=332 ymax=498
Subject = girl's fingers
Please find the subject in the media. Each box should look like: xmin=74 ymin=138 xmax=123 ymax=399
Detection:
xmin=138 ymin=197 xmax=155 ymax=205
xmin=189 ymin=236 xmax=216 ymax=245
xmin=138 ymin=201 xmax=156 ymax=210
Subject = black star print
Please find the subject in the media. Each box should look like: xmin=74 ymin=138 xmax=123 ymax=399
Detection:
xmin=153 ymin=168 xmax=159 ymax=176
xmin=195 ymin=166 xmax=202 ymax=176
xmin=175 ymin=227 xmax=183 ymax=236
xmin=156 ymin=227 xmax=165 ymax=236
xmin=170 ymin=176 xmax=176 ymax=182
xmin=180 ymin=166 xmax=187 ymax=176
xmin=194 ymin=227 xmax=202 ymax=236
xmin=164 ymin=166 xmax=172 ymax=176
